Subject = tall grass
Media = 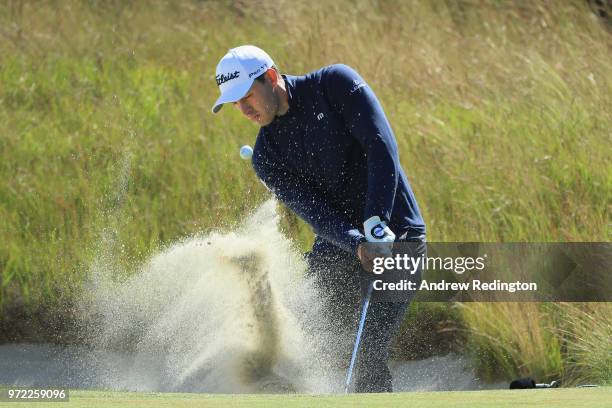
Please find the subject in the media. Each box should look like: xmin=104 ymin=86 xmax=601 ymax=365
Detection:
xmin=459 ymin=302 xmax=612 ymax=385
xmin=0 ymin=0 xmax=610 ymax=382
xmin=556 ymin=303 xmax=612 ymax=386
xmin=458 ymin=303 xmax=563 ymax=382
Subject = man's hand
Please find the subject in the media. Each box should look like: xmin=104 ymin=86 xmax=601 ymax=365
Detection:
xmin=357 ymin=242 xmax=392 ymax=273
xmin=359 ymin=216 xmax=395 ymax=272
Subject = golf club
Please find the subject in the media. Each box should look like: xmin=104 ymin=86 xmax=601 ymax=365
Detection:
xmin=344 ymin=280 xmax=374 ymax=393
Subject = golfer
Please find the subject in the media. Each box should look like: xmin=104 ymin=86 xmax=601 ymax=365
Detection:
xmin=212 ymin=45 xmax=426 ymax=393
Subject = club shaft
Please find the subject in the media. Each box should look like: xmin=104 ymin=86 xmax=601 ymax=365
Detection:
xmin=344 ymin=281 xmax=374 ymax=393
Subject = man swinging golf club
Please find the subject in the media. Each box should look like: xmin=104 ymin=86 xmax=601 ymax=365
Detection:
xmin=212 ymin=45 xmax=426 ymax=393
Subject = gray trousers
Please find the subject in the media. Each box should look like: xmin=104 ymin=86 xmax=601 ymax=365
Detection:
xmin=305 ymin=235 xmax=425 ymax=393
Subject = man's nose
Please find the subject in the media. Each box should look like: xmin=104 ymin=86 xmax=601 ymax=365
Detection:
xmin=235 ymin=100 xmax=251 ymax=115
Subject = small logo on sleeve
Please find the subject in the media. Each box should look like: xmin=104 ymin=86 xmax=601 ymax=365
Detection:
xmin=317 ymin=113 xmax=324 ymax=120
xmin=350 ymin=79 xmax=367 ymax=94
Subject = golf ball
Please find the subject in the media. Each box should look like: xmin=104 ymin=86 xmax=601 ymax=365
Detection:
xmin=240 ymin=145 xmax=253 ymax=160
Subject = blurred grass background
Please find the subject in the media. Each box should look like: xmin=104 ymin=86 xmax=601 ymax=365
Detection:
xmin=0 ymin=0 xmax=610 ymax=385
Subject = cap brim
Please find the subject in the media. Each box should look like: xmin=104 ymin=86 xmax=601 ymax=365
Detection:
xmin=211 ymin=78 xmax=254 ymax=114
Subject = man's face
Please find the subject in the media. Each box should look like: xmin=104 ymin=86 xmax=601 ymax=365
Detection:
xmin=233 ymin=75 xmax=278 ymax=126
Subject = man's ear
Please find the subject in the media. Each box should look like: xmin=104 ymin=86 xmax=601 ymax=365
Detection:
xmin=267 ymin=68 xmax=279 ymax=87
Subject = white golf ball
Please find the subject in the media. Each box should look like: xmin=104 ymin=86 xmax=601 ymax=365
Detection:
xmin=240 ymin=145 xmax=253 ymax=160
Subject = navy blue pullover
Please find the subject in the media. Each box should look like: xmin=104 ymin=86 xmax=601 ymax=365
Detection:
xmin=252 ymin=64 xmax=425 ymax=254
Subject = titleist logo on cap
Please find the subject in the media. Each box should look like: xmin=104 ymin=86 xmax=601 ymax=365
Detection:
xmin=216 ymin=70 xmax=240 ymax=86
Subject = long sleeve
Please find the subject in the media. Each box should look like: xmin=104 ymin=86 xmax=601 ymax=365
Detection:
xmin=323 ymin=64 xmax=400 ymax=225
xmin=252 ymin=146 xmax=365 ymax=254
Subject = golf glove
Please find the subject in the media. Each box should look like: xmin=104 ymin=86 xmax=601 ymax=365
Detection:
xmin=363 ymin=216 xmax=395 ymax=257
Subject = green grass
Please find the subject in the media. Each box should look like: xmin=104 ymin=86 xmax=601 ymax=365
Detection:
xmin=455 ymin=302 xmax=612 ymax=385
xmin=1 ymin=0 xmax=609 ymax=312
xmin=458 ymin=303 xmax=564 ymax=382
xmin=0 ymin=0 xmax=610 ymax=387
xmin=555 ymin=303 xmax=612 ymax=386
xmin=1 ymin=388 xmax=611 ymax=408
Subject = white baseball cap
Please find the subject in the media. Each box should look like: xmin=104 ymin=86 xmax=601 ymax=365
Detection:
xmin=211 ymin=45 xmax=274 ymax=114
